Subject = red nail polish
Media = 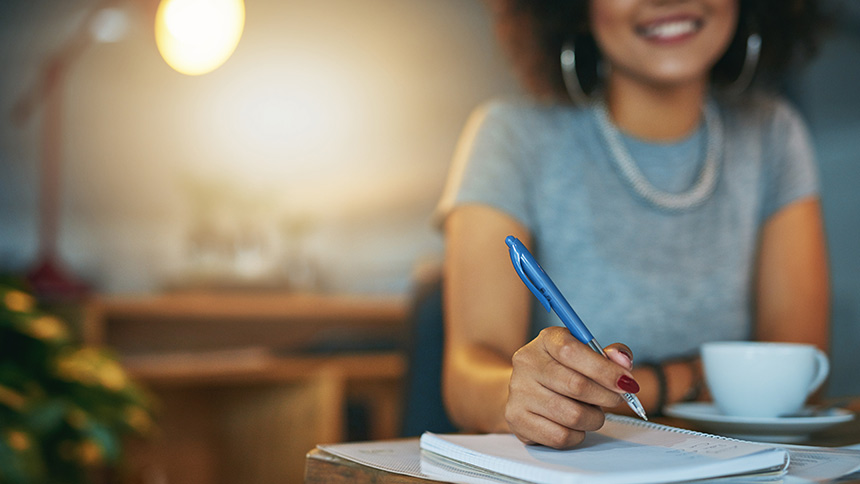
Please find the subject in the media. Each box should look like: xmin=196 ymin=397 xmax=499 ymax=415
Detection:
xmin=617 ymin=375 xmax=640 ymax=393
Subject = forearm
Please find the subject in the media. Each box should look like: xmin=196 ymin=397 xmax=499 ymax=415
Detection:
xmin=755 ymin=198 xmax=830 ymax=352
xmin=442 ymin=206 xmax=532 ymax=433
xmin=443 ymin=343 xmax=513 ymax=433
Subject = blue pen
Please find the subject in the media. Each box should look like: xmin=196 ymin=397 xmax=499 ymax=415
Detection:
xmin=505 ymin=235 xmax=648 ymax=421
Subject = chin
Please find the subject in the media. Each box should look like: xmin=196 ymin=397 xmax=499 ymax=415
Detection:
xmin=638 ymin=62 xmax=715 ymax=89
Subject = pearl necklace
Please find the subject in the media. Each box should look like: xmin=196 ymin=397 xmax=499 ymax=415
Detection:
xmin=594 ymin=102 xmax=723 ymax=211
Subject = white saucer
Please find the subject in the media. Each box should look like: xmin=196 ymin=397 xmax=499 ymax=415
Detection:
xmin=664 ymin=402 xmax=855 ymax=443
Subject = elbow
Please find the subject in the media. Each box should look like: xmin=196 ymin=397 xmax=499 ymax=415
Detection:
xmin=441 ymin=361 xmax=473 ymax=431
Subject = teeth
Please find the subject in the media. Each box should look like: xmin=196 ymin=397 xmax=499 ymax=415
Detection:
xmin=642 ymin=20 xmax=699 ymax=39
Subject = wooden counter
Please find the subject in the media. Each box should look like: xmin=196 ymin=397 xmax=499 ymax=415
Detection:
xmin=86 ymin=291 xmax=409 ymax=484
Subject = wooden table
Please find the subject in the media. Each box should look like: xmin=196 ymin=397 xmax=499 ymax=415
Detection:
xmin=84 ymin=291 xmax=409 ymax=484
xmin=83 ymin=291 xmax=407 ymax=354
xmin=305 ymin=399 xmax=860 ymax=484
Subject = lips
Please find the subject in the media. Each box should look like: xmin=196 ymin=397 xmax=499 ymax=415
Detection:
xmin=636 ymin=17 xmax=704 ymax=42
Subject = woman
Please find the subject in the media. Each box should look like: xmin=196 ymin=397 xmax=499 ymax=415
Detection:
xmin=436 ymin=0 xmax=830 ymax=449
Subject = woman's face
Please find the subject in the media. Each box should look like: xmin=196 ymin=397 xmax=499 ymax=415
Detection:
xmin=589 ymin=0 xmax=738 ymax=90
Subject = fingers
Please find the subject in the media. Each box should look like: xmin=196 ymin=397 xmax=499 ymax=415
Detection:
xmin=508 ymin=366 xmax=608 ymax=430
xmin=505 ymin=328 xmax=639 ymax=449
xmin=524 ymin=346 xmax=624 ymax=409
xmin=511 ymin=410 xmax=595 ymax=449
xmin=540 ymin=329 xmax=640 ymax=399
xmin=605 ymin=343 xmax=634 ymax=370
xmin=506 ymin=360 xmax=606 ymax=449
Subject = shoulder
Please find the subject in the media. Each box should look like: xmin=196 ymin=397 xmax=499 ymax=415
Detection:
xmin=468 ymin=98 xmax=588 ymax=137
xmin=718 ymin=92 xmax=808 ymax=134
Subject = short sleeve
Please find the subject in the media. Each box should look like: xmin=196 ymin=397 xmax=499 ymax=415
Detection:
xmin=760 ymin=99 xmax=820 ymax=221
xmin=434 ymin=101 xmax=533 ymax=230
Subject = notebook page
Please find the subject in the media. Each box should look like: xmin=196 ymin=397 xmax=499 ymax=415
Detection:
xmin=420 ymin=415 xmax=788 ymax=484
xmin=780 ymin=445 xmax=860 ymax=481
xmin=318 ymin=439 xmax=516 ymax=483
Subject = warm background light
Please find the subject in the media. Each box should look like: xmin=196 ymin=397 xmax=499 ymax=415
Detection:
xmin=0 ymin=0 xmax=520 ymax=294
xmin=155 ymin=0 xmax=245 ymax=75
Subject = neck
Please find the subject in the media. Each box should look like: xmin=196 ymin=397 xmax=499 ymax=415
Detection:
xmin=604 ymin=75 xmax=708 ymax=142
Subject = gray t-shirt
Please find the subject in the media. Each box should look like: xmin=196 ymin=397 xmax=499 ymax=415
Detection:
xmin=436 ymin=94 xmax=819 ymax=363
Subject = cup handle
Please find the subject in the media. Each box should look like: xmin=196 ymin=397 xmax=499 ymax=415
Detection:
xmin=807 ymin=349 xmax=830 ymax=395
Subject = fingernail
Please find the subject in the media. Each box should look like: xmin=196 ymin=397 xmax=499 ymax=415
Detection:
xmin=606 ymin=348 xmax=633 ymax=368
xmin=617 ymin=375 xmax=640 ymax=393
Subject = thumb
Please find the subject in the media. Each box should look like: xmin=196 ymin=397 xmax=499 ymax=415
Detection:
xmin=604 ymin=343 xmax=634 ymax=370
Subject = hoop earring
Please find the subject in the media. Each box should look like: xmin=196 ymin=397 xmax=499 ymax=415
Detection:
xmin=724 ymin=32 xmax=761 ymax=97
xmin=560 ymin=41 xmax=593 ymax=105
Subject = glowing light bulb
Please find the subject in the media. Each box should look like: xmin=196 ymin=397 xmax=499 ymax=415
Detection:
xmin=155 ymin=0 xmax=245 ymax=76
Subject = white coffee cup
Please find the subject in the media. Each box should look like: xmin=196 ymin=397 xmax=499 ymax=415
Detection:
xmin=700 ymin=341 xmax=829 ymax=418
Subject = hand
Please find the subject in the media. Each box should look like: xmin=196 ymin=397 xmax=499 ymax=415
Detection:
xmin=504 ymin=327 xmax=640 ymax=449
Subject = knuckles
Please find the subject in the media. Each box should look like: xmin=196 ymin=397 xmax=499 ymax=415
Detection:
xmin=510 ymin=346 xmax=530 ymax=367
xmin=544 ymin=426 xmax=587 ymax=449
xmin=555 ymin=400 xmax=606 ymax=432
xmin=562 ymin=370 xmax=587 ymax=396
xmin=559 ymin=402 xmax=585 ymax=427
xmin=503 ymin=401 xmax=522 ymax=428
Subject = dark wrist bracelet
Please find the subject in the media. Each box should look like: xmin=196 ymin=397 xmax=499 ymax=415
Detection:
xmin=642 ymin=362 xmax=667 ymax=417
xmin=680 ymin=359 xmax=704 ymax=402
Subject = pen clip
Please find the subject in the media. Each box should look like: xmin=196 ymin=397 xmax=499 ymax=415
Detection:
xmin=505 ymin=236 xmax=552 ymax=313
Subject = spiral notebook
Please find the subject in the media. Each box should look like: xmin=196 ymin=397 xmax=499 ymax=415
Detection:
xmin=419 ymin=414 xmax=789 ymax=484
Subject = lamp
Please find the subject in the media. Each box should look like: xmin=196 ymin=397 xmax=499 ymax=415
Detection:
xmin=11 ymin=0 xmax=245 ymax=301
xmin=155 ymin=0 xmax=246 ymax=76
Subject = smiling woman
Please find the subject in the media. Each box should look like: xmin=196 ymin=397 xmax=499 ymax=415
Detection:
xmin=437 ymin=0 xmax=831 ymax=450
xmin=589 ymin=0 xmax=738 ymax=94
xmin=154 ymin=0 xmax=245 ymax=75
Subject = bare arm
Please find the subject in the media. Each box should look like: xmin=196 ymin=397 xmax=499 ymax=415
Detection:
xmin=754 ymin=197 xmax=830 ymax=351
xmin=442 ymin=204 xmax=532 ymax=433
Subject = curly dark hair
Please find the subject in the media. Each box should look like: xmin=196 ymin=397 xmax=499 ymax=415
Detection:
xmin=488 ymin=0 xmax=826 ymax=101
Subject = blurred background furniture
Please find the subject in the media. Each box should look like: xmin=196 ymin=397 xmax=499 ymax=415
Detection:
xmin=84 ymin=291 xmax=407 ymax=484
